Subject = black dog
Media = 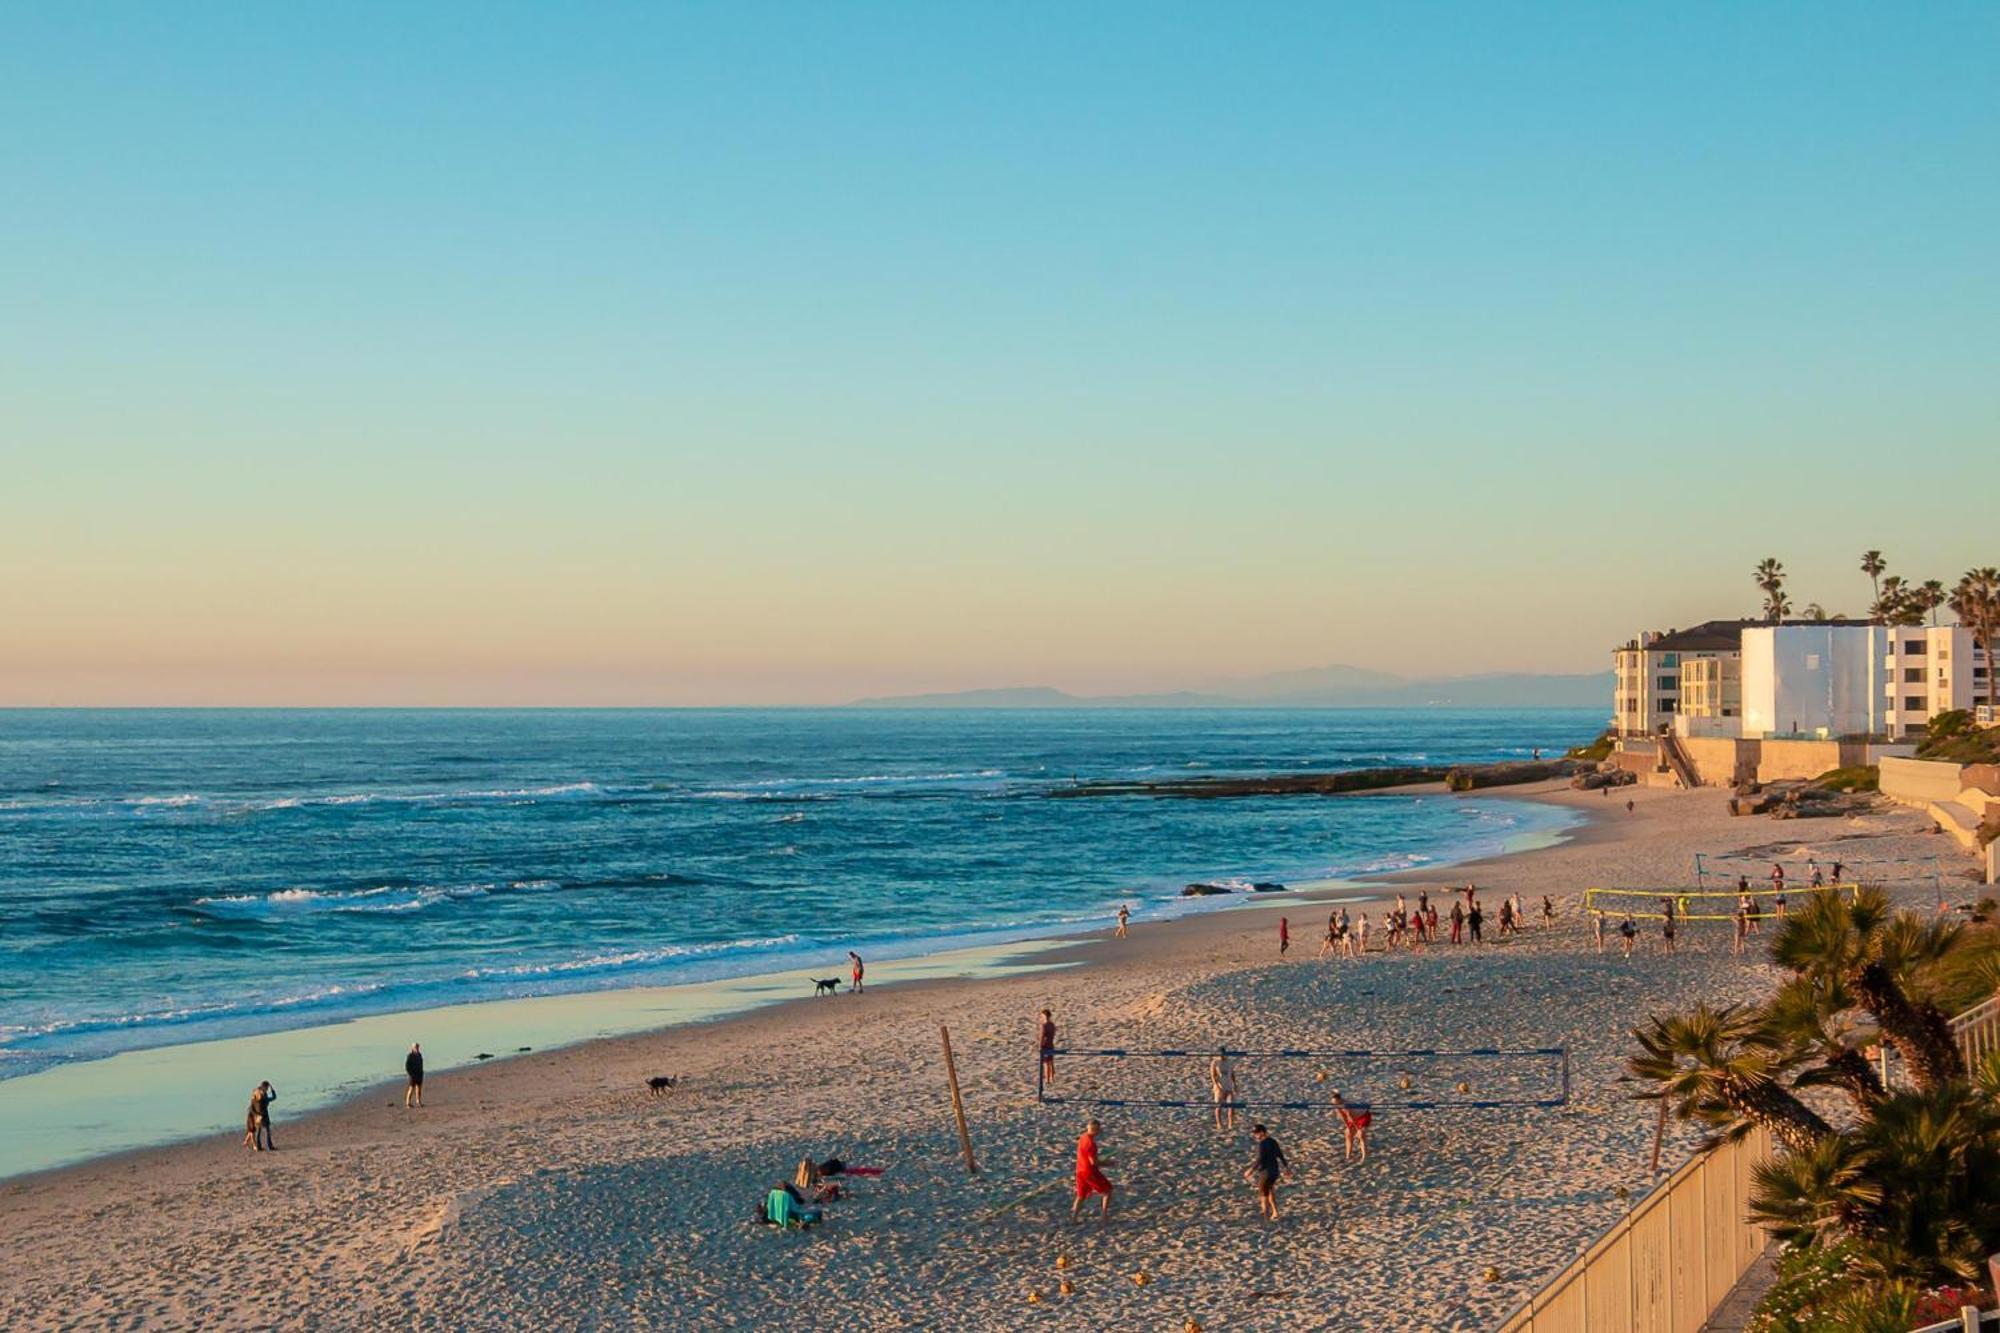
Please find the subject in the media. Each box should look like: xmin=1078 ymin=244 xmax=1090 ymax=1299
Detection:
xmin=812 ymin=977 xmax=842 ymax=997
xmin=646 ymin=1075 xmax=679 ymax=1097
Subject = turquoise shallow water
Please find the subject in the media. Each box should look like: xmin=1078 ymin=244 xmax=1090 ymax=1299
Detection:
xmin=0 ymin=708 xmax=1594 ymax=1079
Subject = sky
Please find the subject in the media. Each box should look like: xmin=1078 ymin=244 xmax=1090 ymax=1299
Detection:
xmin=3 ymin=3 xmax=1996 ymax=705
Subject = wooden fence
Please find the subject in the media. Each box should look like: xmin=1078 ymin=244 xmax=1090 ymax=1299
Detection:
xmin=1496 ymin=1122 xmax=1774 ymax=1333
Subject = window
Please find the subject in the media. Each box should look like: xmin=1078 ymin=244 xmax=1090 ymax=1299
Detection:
xmin=1904 ymin=642 xmax=1924 ymax=655
xmin=1904 ymin=668 xmax=1926 ymax=683
xmin=1905 ymin=697 xmax=1925 ymax=711
xmin=1805 ymin=654 xmax=1821 ymax=669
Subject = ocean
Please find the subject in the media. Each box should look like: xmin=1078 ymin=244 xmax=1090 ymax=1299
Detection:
xmin=0 ymin=708 xmax=1597 ymax=1082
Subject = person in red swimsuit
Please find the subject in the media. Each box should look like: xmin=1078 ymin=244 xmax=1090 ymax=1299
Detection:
xmin=1071 ymin=1119 xmax=1114 ymax=1221
xmin=1332 ymin=1091 xmax=1371 ymax=1161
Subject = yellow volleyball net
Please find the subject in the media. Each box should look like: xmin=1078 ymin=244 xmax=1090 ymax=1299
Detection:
xmin=1583 ymin=883 xmax=1854 ymax=922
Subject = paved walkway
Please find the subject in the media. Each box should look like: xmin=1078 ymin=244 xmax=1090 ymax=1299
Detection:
xmin=1699 ymin=1247 xmax=1776 ymax=1332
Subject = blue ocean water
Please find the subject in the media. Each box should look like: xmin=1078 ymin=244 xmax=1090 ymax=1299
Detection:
xmin=0 ymin=708 xmax=1596 ymax=1078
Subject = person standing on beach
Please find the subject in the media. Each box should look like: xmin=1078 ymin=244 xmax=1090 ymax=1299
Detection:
xmin=1332 ymin=1091 xmax=1370 ymax=1161
xmin=1071 ymin=1120 xmax=1113 ymax=1222
xmin=1279 ymin=917 xmax=1289 ymax=956
xmin=1450 ymin=900 xmax=1464 ymax=944
xmin=1318 ymin=913 xmax=1338 ymax=959
xmin=1115 ymin=904 xmax=1130 ymax=938
xmin=247 ymin=1081 xmax=276 ymax=1150
xmin=1619 ymin=915 xmax=1637 ymax=959
xmin=1592 ymin=908 xmax=1605 ymax=952
xmin=1245 ymin=1123 xmax=1288 ymax=1221
xmin=1357 ymin=913 xmax=1371 ymax=954
xmin=1541 ymin=896 xmax=1555 ymax=929
xmin=1467 ymin=900 xmax=1483 ymax=945
xmin=1660 ymin=898 xmax=1677 ymax=956
xmin=848 ymin=951 xmax=865 ymax=993
xmin=1038 ymin=1009 xmax=1058 ymax=1091
xmin=404 ymin=1043 xmax=424 ymax=1108
xmin=243 ymin=1083 xmax=266 ymax=1151
xmin=1210 ymin=1049 xmax=1238 ymax=1130
xmin=1732 ymin=903 xmax=1749 ymax=956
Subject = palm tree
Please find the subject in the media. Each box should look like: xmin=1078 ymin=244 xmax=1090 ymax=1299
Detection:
xmin=1950 ymin=568 xmax=2000 ymax=711
xmin=1762 ymin=973 xmax=1885 ymax=1109
xmin=1755 ymin=557 xmax=1788 ymax=624
xmin=1629 ymin=1003 xmax=1832 ymax=1152
xmin=1769 ymin=889 xmax=1966 ymax=1089
xmin=1873 ymin=576 xmax=1923 ymax=628
xmin=1803 ymin=602 xmax=1829 ymax=622
xmin=1921 ymin=579 xmax=1946 ymax=627
xmin=1862 ymin=550 xmax=1887 ymax=614
xmin=1750 ymin=1078 xmax=2000 ymax=1292
xmin=1632 ymin=896 xmax=2000 ymax=1317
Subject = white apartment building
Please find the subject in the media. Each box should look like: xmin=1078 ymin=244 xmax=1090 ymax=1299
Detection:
xmin=1737 ymin=623 xmax=1988 ymax=740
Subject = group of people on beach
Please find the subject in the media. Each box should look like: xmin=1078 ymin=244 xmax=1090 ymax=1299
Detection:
xmin=1070 ymin=1091 xmax=1369 ymax=1224
xmin=1045 ymin=1011 xmax=1372 ymax=1224
xmin=1304 ymin=885 xmax=1554 ymax=959
xmin=1596 ymin=861 xmax=1848 ymax=958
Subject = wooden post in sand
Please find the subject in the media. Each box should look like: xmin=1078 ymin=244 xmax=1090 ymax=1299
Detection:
xmin=940 ymin=1024 xmax=979 ymax=1176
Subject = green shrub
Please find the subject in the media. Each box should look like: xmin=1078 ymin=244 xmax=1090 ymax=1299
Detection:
xmin=1812 ymin=765 xmax=1878 ymax=793
xmin=1566 ymin=730 xmax=1615 ymax=762
xmin=1916 ymin=711 xmax=2000 ymax=764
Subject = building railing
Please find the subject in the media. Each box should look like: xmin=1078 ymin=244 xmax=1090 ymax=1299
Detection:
xmin=1496 ymin=1122 xmax=1773 ymax=1333
xmin=1954 ymin=994 xmax=2000 ymax=1074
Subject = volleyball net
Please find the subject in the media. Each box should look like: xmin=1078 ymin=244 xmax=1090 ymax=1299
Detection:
xmin=1584 ymin=884 xmax=1850 ymax=922
xmin=1036 ymin=1044 xmax=1569 ymax=1113
xmin=1692 ymin=852 xmax=1940 ymax=897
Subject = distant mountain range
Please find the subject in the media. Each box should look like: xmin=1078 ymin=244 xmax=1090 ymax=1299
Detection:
xmin=847 ymin=666 xmax=1613 ymax=710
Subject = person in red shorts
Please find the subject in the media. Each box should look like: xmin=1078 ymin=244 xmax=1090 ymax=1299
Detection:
xmin=1071 ymin=1118 xmax=1114 ymax=1222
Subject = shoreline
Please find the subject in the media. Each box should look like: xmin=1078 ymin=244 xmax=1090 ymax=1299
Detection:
xmin=4 ymin=781 xmax=1970 ymax=1329
xmin=0 ymin=783 xmax=1577 ymax=1182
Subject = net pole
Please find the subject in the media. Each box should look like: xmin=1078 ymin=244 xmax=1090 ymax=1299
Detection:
xmin=940 ymin=1024 xmax=979 ymax=1177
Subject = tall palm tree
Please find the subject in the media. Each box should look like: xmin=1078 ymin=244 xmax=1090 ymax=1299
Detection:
xmin=1755 ymin=557 xmax=1788 ymax=623
xmin=1921 ymin=579 xmax=1947 ymax=627
xmin=1862 ymin=550 xmax=1887 ymax=614
xmin=1950 ymin=568 xmax=2000 ymax=711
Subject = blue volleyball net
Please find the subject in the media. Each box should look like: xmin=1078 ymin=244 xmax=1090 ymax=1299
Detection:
xmin=1036 ymin=1044 xmax=1569 ymax=1113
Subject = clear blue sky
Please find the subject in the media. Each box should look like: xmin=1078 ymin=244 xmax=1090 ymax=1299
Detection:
xmin=3 ymin=3 xmax=1995 ymax=703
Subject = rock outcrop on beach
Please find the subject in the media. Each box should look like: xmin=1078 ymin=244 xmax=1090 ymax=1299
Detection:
xmin=1056 ymin=758 xmax=1581 ymax=800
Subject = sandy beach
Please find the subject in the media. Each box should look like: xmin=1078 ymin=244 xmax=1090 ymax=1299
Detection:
xmin=0 ymin=781 xmax=1975 ymax=1331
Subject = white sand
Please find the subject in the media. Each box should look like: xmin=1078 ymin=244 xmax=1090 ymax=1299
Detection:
xmin=0 ymin=782 xmax=1975 ymax=1331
